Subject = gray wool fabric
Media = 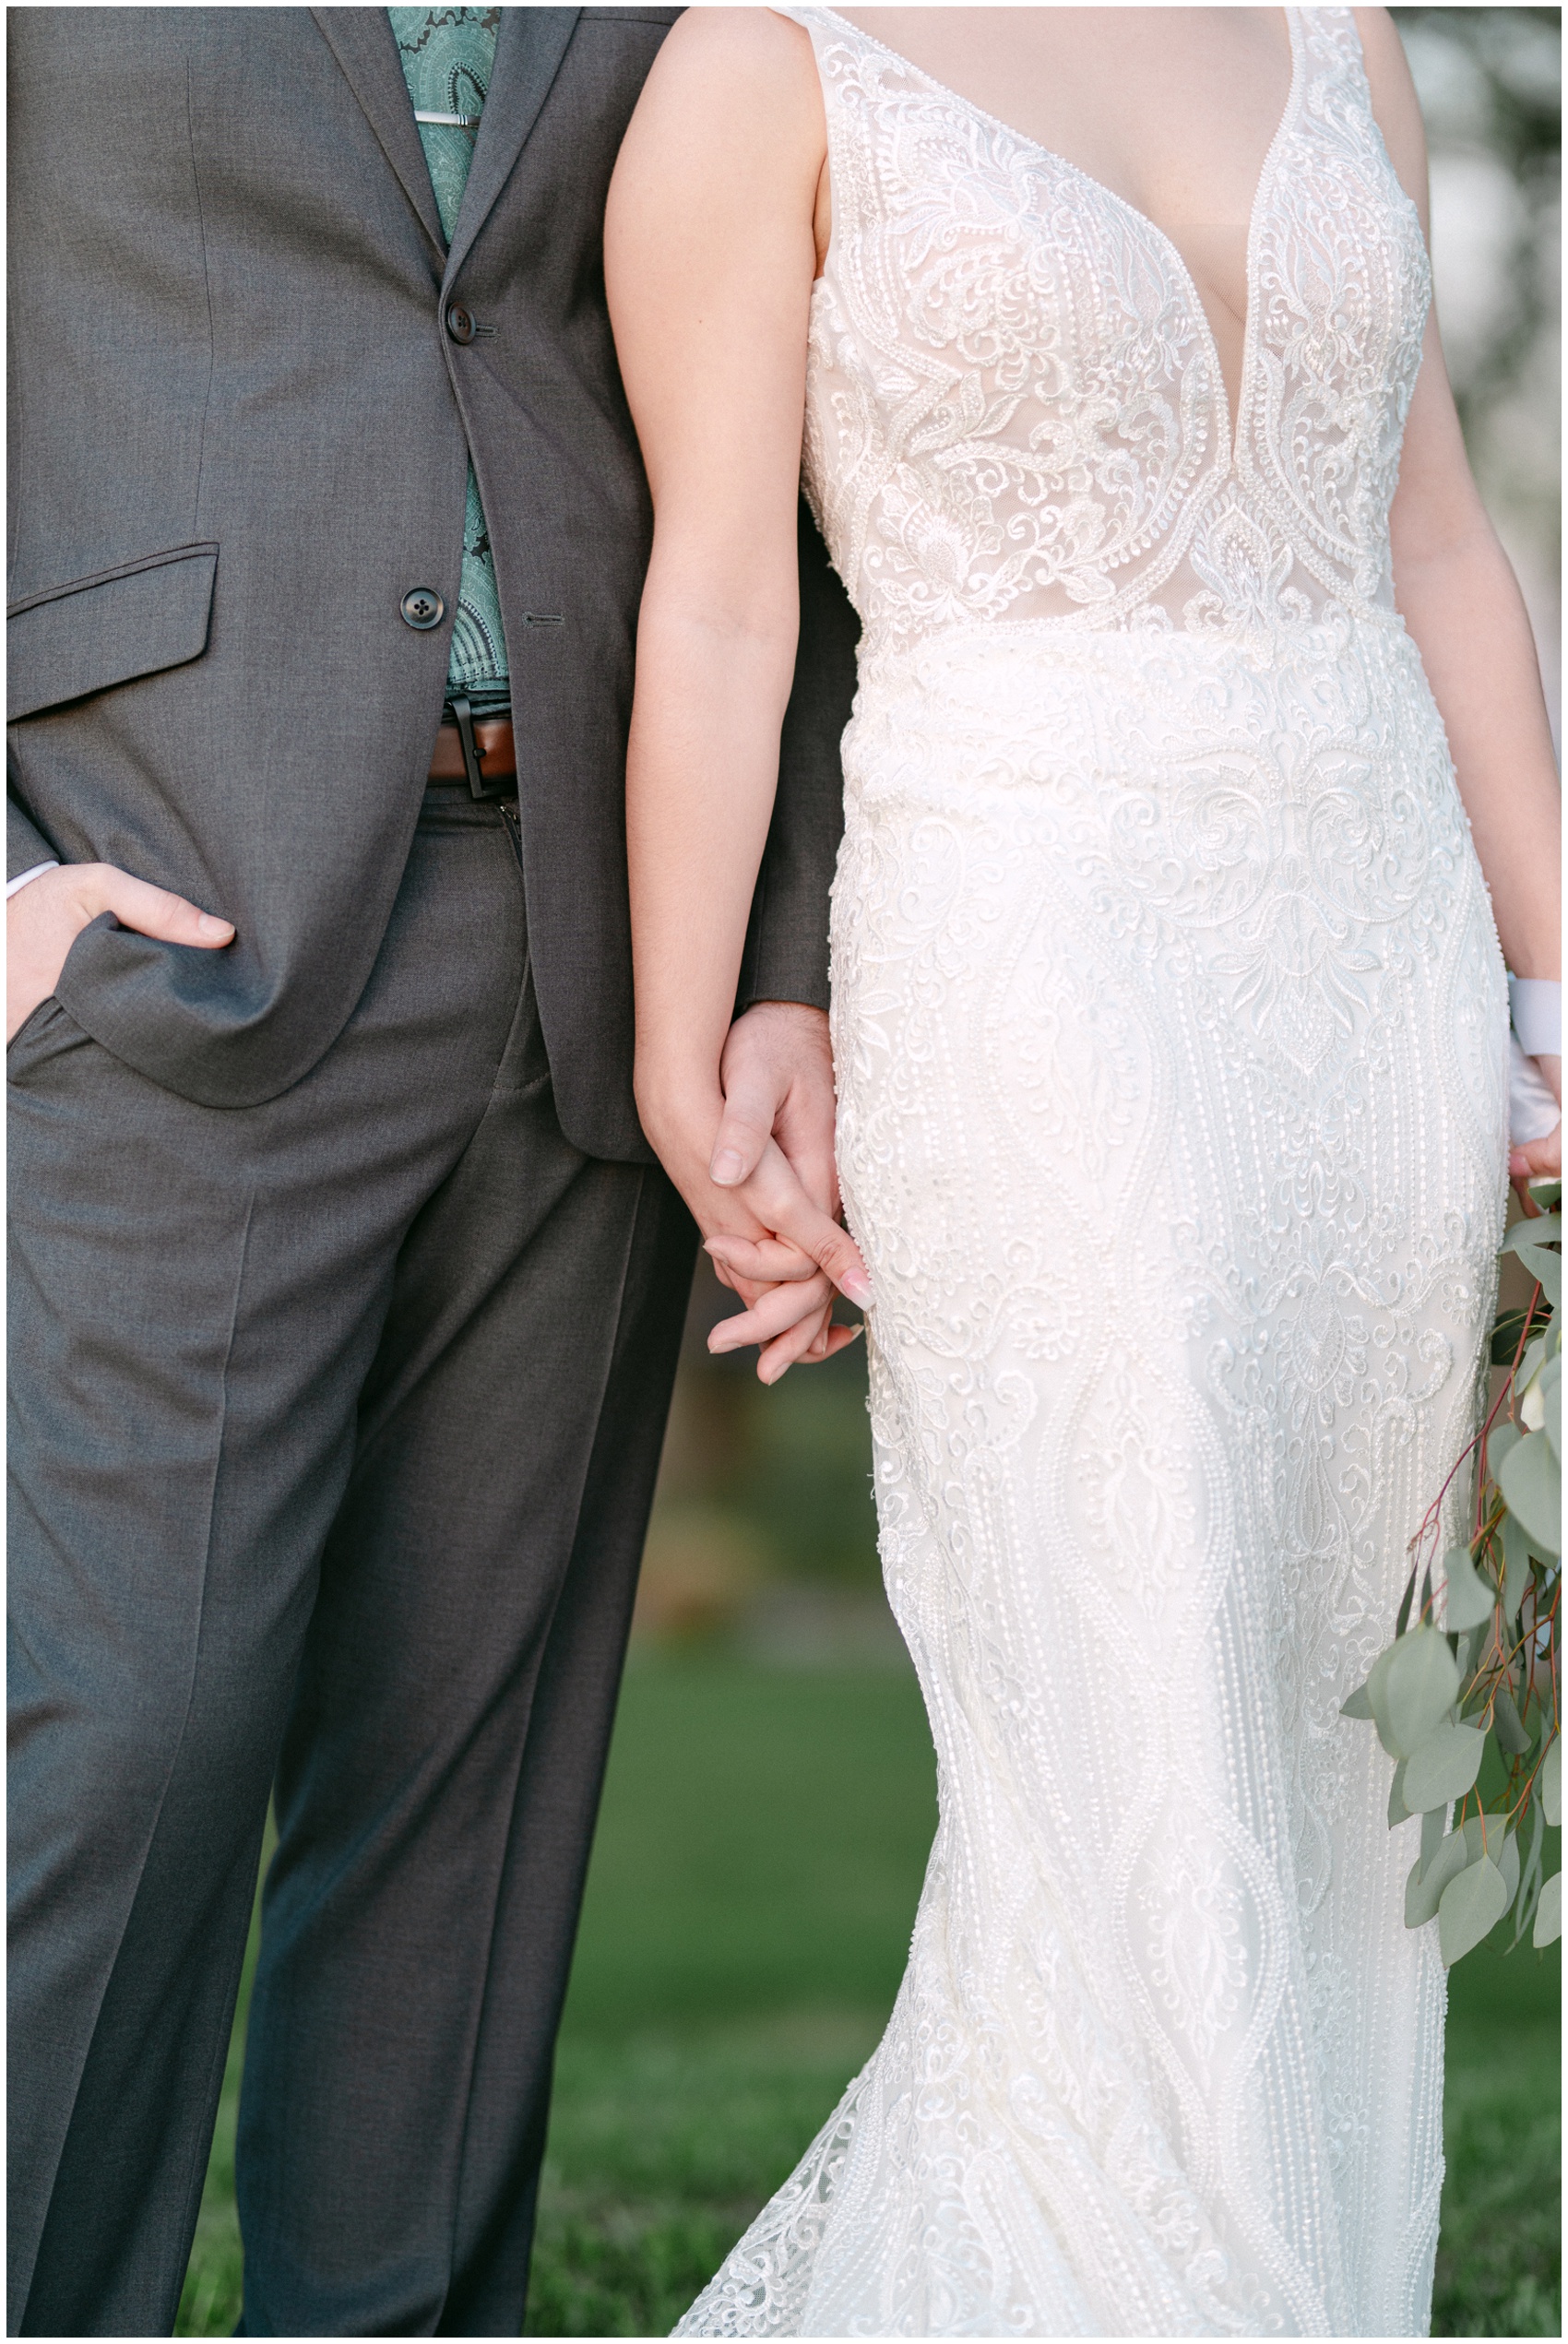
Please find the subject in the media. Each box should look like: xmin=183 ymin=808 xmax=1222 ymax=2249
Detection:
xmin=7 ymin=7 xmax=859 ymax=2335
xmin=11 ymin=800 xmax=695 ymax=2335
xmin=6 ymin=6 xmax=860 ymax=1152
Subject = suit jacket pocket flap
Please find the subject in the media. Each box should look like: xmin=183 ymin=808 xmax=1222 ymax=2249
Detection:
xmin=7 ymin=543 xmax=218 ymax=722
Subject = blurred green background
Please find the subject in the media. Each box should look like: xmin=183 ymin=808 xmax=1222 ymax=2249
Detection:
xmin=176 ymin=7 xmax=1559 ymax=2337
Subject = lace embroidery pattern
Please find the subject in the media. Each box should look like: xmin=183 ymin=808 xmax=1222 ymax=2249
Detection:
xmin=797 ymin=6 xmax=1431 ymax=652
xmin=676 ymin=10 xmax=1507 ymax=2336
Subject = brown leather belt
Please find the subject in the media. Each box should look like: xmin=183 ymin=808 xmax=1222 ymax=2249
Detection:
xmin=428 ymin=713 xmax=516 ymax=786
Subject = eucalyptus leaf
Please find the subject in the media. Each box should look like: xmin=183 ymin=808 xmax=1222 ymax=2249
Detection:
xmin=1491 ymin=1684 xmax=1532 ymax=1755
xmin=1533 ymin=1869 xmax=1562 ymax=1949
xmin=1513 ymin=1801 xmax=1548 ymax=1945
xmin=1339 ymin=1679 xmax=1375 ymax=1720
xmin=1461 ymin=1814 xmax=1521 ymax=1902
xmin=1515 ymin=1244 xmax=1562 ymax=1308
xmin=1364 ymin=1641 xmax=1400 ymax=1754
xmin=1500 ymin=1829 xmax=1522 ymax=1906
xmin=1403 ymin=1721 xmax=1486 ymax=1811
xmin=1527 ymin=1179 xmax=1562 ymax=1210
xmin=1543 ymin=1735 xmax=1562 ymax=1829
xmin=1501 ymin=1213 xmax=1562 ymax=1256
xmin=1406 ymin=1829 xmax=1470 ymax=1927
xmin=1488 ymin=1419 xmax=1523 ymax=1484
xmin=1378 ymin=1626 xmax=1461 ymax=1760
xmin=1438 ymin=1854 xmax=1509 ymax=1964
xmin=1522 ymin=1795 xmax=1546 ymax=1890
xmin=1543 ymin=1354 xmax=1562 ymax=1462
xmin=1501 ymin=1510 xmax=1536 ymax=1620
xmin=1420 ymin=1800 xmax=1448 ymax=1874
xmin=1440 ymin=1542 xmax=1495 ymax=1633
xmin=1388 ymin=1759 xmax=1411 ymax=1827
xmin=1497 ymin=1429 xmax=1562 ymax=1559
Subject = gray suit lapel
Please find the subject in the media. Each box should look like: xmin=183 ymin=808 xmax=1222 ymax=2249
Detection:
xmin=444 ymin=8 xmax=582 ymax=289
xmin=311 ymin=7 xmax=447 ymax=263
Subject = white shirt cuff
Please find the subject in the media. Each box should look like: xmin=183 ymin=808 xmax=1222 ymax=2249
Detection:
xmin=1509 ymin=974 xmax=1562 ymax=1058
xmin=1511 ymin=1033 xmax=1561 ymax=1146
xmin=6 ymin=861 xmax=58 ymax=899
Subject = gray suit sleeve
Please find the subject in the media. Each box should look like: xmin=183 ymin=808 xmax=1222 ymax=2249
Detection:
xmin=736 ymin=499 xmax=860 ymax=1015
xmin=8 ymin=762 xmax=57 ymax=885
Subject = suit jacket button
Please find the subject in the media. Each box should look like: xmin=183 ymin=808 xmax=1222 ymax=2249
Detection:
xmin=400 ymin=587 xmax=445 ymax=630
xmin=445 ymin=303 xmax=475 ymax=345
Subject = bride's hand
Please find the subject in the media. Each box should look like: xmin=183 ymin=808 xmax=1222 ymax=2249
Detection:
xmin=1511 ymin=1121 xmax=1561 ymax=1212
xmin=1511 ymin=1053 xmax=1561 ymax=1215
xmin=648 ymin=1121 xmax=859 ymax=1383
xmin=703 ymin=1132 xmax=868 ymax=1372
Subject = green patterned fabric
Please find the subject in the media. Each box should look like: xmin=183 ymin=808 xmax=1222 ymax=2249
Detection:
xmin=389 ymin=7 xmax=508 ymax=698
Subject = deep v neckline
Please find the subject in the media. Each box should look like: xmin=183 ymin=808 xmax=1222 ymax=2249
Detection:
xmin=816 ymin=6 xmax=1303 ymax=468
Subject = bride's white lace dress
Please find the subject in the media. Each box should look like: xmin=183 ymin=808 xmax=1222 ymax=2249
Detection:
xmin=676 ymin=9 xmax=1508 ymax=2335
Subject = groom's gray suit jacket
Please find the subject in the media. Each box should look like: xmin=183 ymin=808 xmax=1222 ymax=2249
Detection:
xmin=6 ymin=6 xmax=857 ymax=1153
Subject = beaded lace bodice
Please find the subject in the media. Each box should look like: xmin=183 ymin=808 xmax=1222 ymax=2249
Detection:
xmin=797 ymin=6 xmax=1430 ymax=648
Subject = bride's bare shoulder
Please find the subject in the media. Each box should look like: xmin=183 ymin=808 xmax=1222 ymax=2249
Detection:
xmin=609 ymin=6 xmax=826 ymax=278
xmin=618 ymin=4 xmax=825 ymax=184
xmin=634 ymin=4 xmax=820 ymax=118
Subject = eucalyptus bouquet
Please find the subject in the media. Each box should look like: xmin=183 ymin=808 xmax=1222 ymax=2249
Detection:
xmin=1342 ymin=1182 xmax=1562 ymax=1964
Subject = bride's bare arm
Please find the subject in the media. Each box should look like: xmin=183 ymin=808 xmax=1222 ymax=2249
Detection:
xmin=607 ymin=10 xmax=867 ymax=1372
xmin=1360 ymin=10 xmax=1562 ymax=1177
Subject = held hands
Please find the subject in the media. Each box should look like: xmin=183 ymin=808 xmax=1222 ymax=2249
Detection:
xmin=6 ymin=863 xmax=233 ymax=1042
xmin=637 ymin=1001 xmax=871 ymax=1382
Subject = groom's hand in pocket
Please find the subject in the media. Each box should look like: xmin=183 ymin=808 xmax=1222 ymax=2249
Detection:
xmin=703 ymin=1001 xmax=871 ymax=1379
xmin=7 ymin=862 xmax=234 ymax=1041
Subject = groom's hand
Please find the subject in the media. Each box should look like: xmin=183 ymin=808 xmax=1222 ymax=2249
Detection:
xmin=709 ymin=1001 xmax=840 ymax=1216
xmin=7 ymin=862 xmax=234 ymax=1042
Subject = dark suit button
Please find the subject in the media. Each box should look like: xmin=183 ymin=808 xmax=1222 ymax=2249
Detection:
xmin=400 ymin=587 xmax=445 ymax=630
xmin=445 ymin=303 xmax=475 ymax=345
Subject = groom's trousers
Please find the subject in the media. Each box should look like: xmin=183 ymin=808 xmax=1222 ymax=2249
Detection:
xmin=8 ymin=785 xmax=695 ymax=2337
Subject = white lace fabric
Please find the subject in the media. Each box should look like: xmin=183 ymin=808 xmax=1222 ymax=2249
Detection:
xmin=675 ymin=10 xmax=1509 ymax=2336
xmin=799 ymin=6 xmax=1429 ymax=649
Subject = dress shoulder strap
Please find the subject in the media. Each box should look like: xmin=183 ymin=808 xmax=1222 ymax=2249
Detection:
xmin=1296 ymin=6 xmax=1374 ymax=95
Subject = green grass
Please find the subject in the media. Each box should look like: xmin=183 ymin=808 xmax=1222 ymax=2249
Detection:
xmin=179 ymin=1657 xmax=1560 ymax=2338
xmin=1431 ymin=2015 xmax=1562 ymax=2338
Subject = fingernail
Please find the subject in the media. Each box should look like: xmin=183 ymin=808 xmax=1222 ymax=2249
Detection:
xmin=197 ymin=914 xmax=233 ymax=940
xmin=710 ymin=1150 xmax=746 ymax=1185
xmin=839 ymin=1268 xmax=873 ymax=1306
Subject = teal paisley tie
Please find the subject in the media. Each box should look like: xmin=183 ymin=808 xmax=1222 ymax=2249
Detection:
xmin=389 ymin=7 xmax=508 ymax=701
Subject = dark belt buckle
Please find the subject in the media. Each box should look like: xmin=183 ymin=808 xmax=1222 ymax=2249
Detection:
xmin=449 ymin=694 xmax=507 ymax=802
